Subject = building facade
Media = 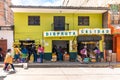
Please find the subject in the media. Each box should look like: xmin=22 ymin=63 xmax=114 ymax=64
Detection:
xmin=11 ymin=6 xmax=111 ymax=61
xmin=0 ymin=0 xmax=13 ymax=56
xmin=0 ymin=0 xmax=13 ymax=26
xmin=108 ymin=4 xmax=120 ymax=62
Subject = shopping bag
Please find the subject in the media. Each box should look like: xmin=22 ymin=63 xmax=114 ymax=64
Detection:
xmin=77 ymin=55 xmax=83 ymax=63
xmin=37 ymin=58 xmax=42 ymax=63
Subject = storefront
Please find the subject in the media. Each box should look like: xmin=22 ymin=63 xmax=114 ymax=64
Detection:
xmin=0 ymin=26 xmax=14 ymax=59
xmin=112 ymin=29 xmax=120 ymax=62
xmin=11 ymin=5 xmax=109 ymax=62
xmin=77 ymin=28 xmax=111 ymax=62
xmin=44 ymin=30 xmax=78 ymax=61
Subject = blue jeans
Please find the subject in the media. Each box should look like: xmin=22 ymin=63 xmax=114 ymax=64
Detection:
xmin=14 ymin=54 xmax=20 ymax=61
xmin=58 ymin=53 xmax=63 ymax=61
xmin=39 ymin=53 xmax=44 ymax=63
xmin=34 ymin=53 xmax=37 ymax=62
xmin=3 ymin=63 xmax=15 ymax=71
xmin=96 ymin=53 xmax=100 ymax=62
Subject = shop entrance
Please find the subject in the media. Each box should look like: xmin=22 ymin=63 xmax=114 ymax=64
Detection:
xmin=52 ymin=40 xmax=69 ymax=61
xmin=77 ymin=41 xmax=99 ymax=62
xmin=77 ymin=35 xmax=103 ymax=62
xmin=77 ymin=42 xmax=97 ymax=53
xmin=77 ymin=35 xmax=101 ymax=53
xmin=0 ymin=39 xmax=7 ymax=61
xmin=52 ymin=40 xmax=69 ymax=53
xmin=19 ymin=40 xmax=35 ymax=48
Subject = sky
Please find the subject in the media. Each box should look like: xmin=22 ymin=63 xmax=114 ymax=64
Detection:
xmin=11 ymin=0 xmax=63 ymax=6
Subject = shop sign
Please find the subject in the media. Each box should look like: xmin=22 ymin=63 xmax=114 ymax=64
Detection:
xmin=79 ymin=28 xmax=111 ymax=35
xmin=44 ymin=30 xmax=77 ymax=37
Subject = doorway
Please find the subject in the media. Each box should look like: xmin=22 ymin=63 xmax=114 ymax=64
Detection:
xmin=0 ymin=39 xmax=7 ymax=60
xmin=52 ymin=40 xmax=69 ymax=54
xmin=77 ymin=42 xmax=97 ymax=52
xmin=77 ymin=41 xmax=98 ymax=58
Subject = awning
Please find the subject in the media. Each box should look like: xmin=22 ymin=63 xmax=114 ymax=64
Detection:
xmin=104 ymin=35 xmax=113 ymax=41
xmin=19 ymin=40 xmax=35 ymax=43
xmin=77 ymin=35 xmax=102 ymax=42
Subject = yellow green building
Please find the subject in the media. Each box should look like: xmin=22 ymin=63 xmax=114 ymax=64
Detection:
xmin=11 ymin=6 xmax=111 ymax=61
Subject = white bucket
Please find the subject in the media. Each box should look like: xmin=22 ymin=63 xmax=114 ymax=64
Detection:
xmin=23 ymin=63 xmax=28 ymax=69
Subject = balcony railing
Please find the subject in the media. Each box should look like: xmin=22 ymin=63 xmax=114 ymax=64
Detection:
xmin=111 ymin=20 xmax=120 ymax=24
xmin=51 ymin=23 xmax=69 ymax=31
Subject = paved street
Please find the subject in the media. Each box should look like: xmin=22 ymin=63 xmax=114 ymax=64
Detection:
xmin=0 ymin=67 xmax=120 ymax=80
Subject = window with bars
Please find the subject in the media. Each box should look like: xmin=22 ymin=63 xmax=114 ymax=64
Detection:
xmin=110 ymin=14 xmax=120 ymax=24
xmin=78 ymin=16 xmax=89 ymax=26
xmin=28 ymin=16 xmax=40 ymax=25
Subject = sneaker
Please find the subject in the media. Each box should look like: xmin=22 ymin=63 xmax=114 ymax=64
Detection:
xmin=1 ymin=70 xmax=8 ymax=76
xmin=3 ymin=70 xmax=8 ymax=73
xmin=13 ymin=70 xmax=17 ymax=73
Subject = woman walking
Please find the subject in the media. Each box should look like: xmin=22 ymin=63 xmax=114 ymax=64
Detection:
xmin=3 ymin=49 xmax=16 ymax=72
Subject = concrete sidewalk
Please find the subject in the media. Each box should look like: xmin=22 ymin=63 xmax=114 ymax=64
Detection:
xmin=0 ymin=61 xmax=120 ymax=68
xmin=1 ymin=68 xmax=120 ymax=80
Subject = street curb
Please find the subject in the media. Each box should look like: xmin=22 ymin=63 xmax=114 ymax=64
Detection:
xmin=0 ymin=62 xmax=120 ymax=68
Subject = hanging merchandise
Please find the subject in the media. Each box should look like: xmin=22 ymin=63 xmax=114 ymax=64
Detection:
xmin=29 ymin=54 xmax=34 ymax=63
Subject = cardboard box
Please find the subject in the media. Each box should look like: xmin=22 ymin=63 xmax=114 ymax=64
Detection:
xmin=63 ymin=54 xmax=69 ymax=61
xmin=52 ymin=54 xmax=57 ymax=62
xmin=114 ymin=20 xmax=119 ymax=24
xmin=111 ymin=53 xmax=116 ymax=62
xmin=106 ymin=56 xmax=111 ymax=62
